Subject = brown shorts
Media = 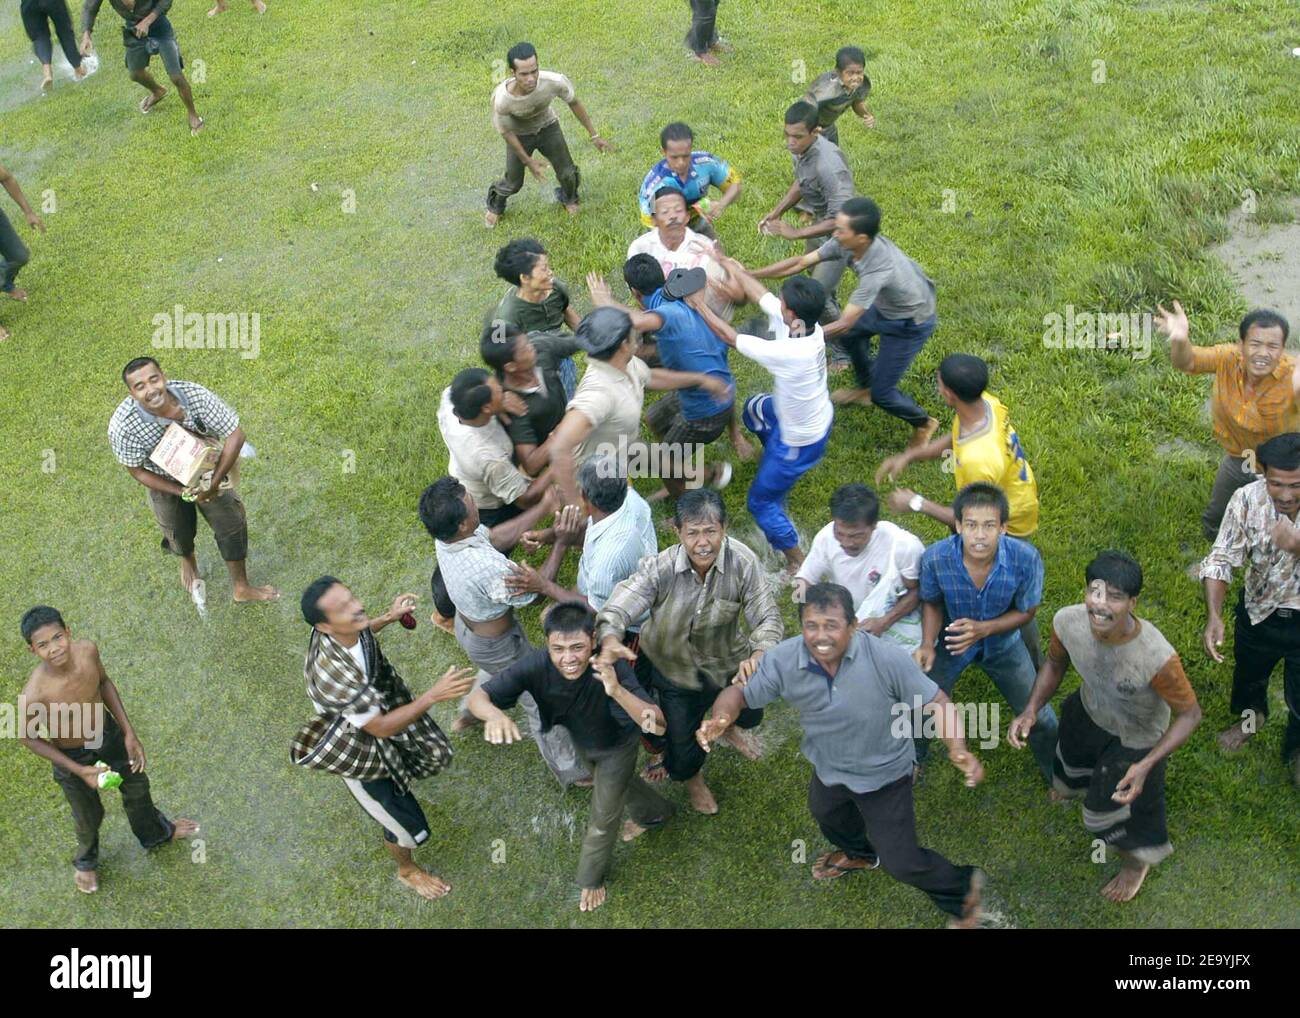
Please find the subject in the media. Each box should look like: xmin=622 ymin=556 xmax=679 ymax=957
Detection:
xmin=147 ymin=486 xmax=249 ymax=561
xmin=645 ymin=391 xmax=731 ymax=447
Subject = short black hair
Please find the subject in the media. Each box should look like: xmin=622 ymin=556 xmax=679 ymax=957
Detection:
xmin=651 ymin=186 xmax=688 ymax=211
xmin=780 ymin=276 xmax=826 ymax=334
xmin=506 ymin=41 xmax=537 ymax=71
xmin=449 ymin=367 xmax=494 ymax=419
xmin=952 ymin=482 xmax=1010 ymax=525
xmin=1085 ymin=551 xmax=1143 ymax=598
xmin=21 ymin=605 xmax=65 ymax=644
xmin=660 ymin=122 xmax=693 ymax=149
xmin=1256 ymin=432 xmax=1300 ymax=472
xmin=122 ymin=356 xmax=160 ymax=385
xmin=493 ymin=237 xmax=546 ymax=286
xmin=798 ymin=582 xmax=855 ymax=624
xmin=480 ymin=319 xmax=527 ymax=376
xmin=938 ymin=353 xmax=989 ymax=403
xmin=674 ymin=488 xmax=726 ymax=528
xmin=840 ymin=196 xmax=881 ymax=239
xmin=784 ymin=100 xmax=819 ymax=132
xmin=418 ymin=477 xmax=469 ymax=541
xmin=835 ymin=46 xmax=866 ymax=71
xmin=1239 ymin=308 xmax=1290 ymax=343
xmin=623 ymin=253 xmax=666 ymax=297
xmin=829 ymin=483 xmax=879 ymax=526
xmin=301 ymin=576 xmax=342 ymax=627
xmin=578 ymin=455 xmax=629 ymax=514
xmin=543 ymin=602 xmax=596 ymax=638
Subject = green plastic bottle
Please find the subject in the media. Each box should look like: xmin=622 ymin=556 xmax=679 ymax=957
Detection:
xmin=94 ymin=762 xmax=122 ymax=790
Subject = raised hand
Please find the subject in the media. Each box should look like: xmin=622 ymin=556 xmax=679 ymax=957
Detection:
xmin=1154 ymin=301 xmax=1189 ymax=344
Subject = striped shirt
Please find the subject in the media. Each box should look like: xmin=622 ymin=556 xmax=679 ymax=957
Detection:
xmin=918 ymin=534 xmax=1044 ymax=670
xmin=595 ymin=536 xmax=783 ymax=690
xmin=108 ymin=381 xmax=239 ymax=478
xmin=577 ymin=488 xmax=659 ymax=629
xmin=1199 ymin=479 xmax=1300 ymax=625
xmin=435 ymin=524 xmax=536 ymax=623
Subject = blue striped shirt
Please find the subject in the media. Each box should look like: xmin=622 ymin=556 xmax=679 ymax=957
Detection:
xmin=578 ymin=488 xmax=658 ymax=629
xmin=918 ymin=534 xmax=1043 ymax=670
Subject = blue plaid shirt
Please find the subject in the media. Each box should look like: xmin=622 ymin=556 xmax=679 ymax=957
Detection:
xmin=918 ymin=534 xmax=1043 ymax=670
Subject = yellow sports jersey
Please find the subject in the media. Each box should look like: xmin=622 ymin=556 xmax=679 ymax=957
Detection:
xmin=953 ymin=393 xmax=1039 ymax=537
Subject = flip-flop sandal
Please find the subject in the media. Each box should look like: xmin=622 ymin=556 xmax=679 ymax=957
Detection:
xmin=190 ymin=118 xmax=206 ymax=137
xmin=641 ymin=759 xmax=668 ymax=782
xmin=813 ymin=853 xmax=879 ymax=880
xmin=140 ymin=92 xmax=166 ymax=113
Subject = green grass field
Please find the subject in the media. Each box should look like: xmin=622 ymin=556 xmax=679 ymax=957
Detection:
xmin=1 ymin=0 xmax=1298 ymax=928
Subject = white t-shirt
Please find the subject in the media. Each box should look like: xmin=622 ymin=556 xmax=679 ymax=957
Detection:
xmin=796 ymin=521 xmax=924 ymax=642
xmin=342 ymin=639 xmax=380 ymax=730
xmin=735 ymin=293 xmax=833 ymax=447
xmin=627 ymin=227 xmax=733 ymax=319
xmin=568 ymin=356 xmax=652 ymax=465
xmin=437 ymin=387 xmax=530 ymax=510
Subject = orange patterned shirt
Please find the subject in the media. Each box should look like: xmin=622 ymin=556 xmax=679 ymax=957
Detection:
xmin=1187 ymin=344 xmax=1299 ymax=457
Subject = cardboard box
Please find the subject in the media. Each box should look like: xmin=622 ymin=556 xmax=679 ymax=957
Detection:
xmin=149 ymin=423 xmax=220 ymax=487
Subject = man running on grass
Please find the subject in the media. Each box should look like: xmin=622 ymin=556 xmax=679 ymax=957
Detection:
xmin=19 ymin=605 xmax=199 ymax=895
xmin=0 ymin=160 xmax=45 ymax=343
xmin=80 ymin=0 xmax=204 ymax=135
xmin=295 ymin=579 xmax=475 ymax=900
xmin=22 ymin=0 xmax=91 ymax=92
xmin=108 ymin=357 xmax=279 ymax=604
xmin=1009 ymin=552 xmax=1201 ymax=902
xmin=469 ymin=603 xmax=674 ymax=912
xmin=484 ymin=41 xmax=610 ymax=228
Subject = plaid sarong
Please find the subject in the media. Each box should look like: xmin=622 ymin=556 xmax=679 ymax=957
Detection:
xmin=290 ymin=629 xmax=452 ymax=796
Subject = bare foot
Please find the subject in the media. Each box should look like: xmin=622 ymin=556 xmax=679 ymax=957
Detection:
xmin=1048 ymin=787 xmax=1073 ymax=802
xmin=397 ymin=865 xmax=451 ymax=900
xmin=253 ymin=0 xmax=267 ymax=12
xmin=190 ymin=115 xmax=206 ymax=136
xmin=74 ymin=869 xmax=98 ymax=894
xmin=641 ymin=755 xmax=667 ymax=783
xmin=3 ymin=287 xmax=28 ymax=302
xmin=645 ymin=487 xmax=671 ymax=503
xmin=452 ymin=713 xmax=481 ymax=734
xmin=621 ymin=819 xmax=650 ymax=842
xmin=0 ymin=324 xmax=10 ymax=342
xmin=1217 ymin=722 xmax=1254 ymax=752
xmin=1101 ymin=862 xmax=1149 ymax=903
xmin=207 ymin=0 xmax=226 ymax=13
xmin=732 ymin=435 xmax=756 ymax=462
xmin=707 ymin=461 xmax=732 ymax=490
xmin=484 ymin=210 xmax=499 ymax=228
xmin=563 ymin=202 xmax=580 ymax=217
xmin=169 ymin=818 xmax=201 ymax=840
xmin=41 ymin=74 xmax=54 ymax=92
xmin=947 ymin=868 xmax=986 ymax=928
xmin=722 ymin=725 xmax=762 ymax=761
xmin=812 ymin=850 xmax=877 ymax=880
xmin=907 ymin=417 xmax=940 ymax=450
xmin=74 ymin=63 xmax=88 ymax=80
xmin=572 ymin=776 xmax=594 ymax=788
xmin=180 ymin=559 xmax=200 ymax=593
xmin=830 ymin=387 xmax=873 ymax=407
xmin=689 ymin=51 xmax=721 ymax=66
xmin=579 ymin=885 xmax=607 ymax=911
xmin=686 ymin=774 xmax=718 ymax=815
xmin=430 ymin=610 xmax=455 ymax=635
xmin=233 ymin=583 xmax=280 ymax=603
xmin=140 ymin=88 xmax=167 ymax=113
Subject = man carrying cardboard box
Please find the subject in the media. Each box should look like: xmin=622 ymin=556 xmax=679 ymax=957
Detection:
xmin=107 ymin=357 xmax=278 ymax=603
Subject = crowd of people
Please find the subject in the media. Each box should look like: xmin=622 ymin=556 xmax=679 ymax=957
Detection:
xmin=13 ymin=20 xmax=1300 ymax=926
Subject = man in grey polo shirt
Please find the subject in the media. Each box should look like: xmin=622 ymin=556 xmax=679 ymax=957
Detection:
xmin=757 ymin=101 xmax=857 ymax=335
xmin=698 ymin=582 xmax=986 ymax=927
xmin=755 ymin=196 xmax=940 ymax=452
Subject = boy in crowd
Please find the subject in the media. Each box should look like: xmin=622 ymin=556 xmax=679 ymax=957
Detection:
xmin=802 ymin=46 xmax=875 ymax=145
xmin=638 ymin=122 xmax=742 ymax=238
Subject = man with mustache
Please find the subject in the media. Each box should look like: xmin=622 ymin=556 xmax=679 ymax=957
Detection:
xmin=1199 ymin=432 xmax=1300 ymax=782
xmin=697 ymin=582 xmax=986 ymax=927
xmin=1159 ymin=302 xmax=1299 ymax=539
xmin=107 ymin=358 xmax=278 ymax=603
xmin=1009 ymin=552 xmax=1202 ymax=902
xmin=915 ymin=482 xmax=1058 ymax=783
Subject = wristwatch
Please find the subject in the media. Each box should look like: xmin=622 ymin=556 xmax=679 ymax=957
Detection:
xmin=908 ymin=494 xmax=924 ymax=513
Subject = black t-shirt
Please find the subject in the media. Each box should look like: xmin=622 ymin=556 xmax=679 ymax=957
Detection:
xmin=503 ymin=332 xmax=579 ymax=448
xmin=483 ymin=649 xmax=650 ymax=749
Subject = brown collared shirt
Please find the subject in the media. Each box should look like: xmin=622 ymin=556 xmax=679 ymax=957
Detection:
xmin=1200 ymin=479 xmax=1300 ymax=624
xmin=596 ymin=536 xmax=783 ymax=690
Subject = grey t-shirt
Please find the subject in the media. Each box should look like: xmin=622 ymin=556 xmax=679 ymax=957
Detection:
xmin=743 ymin=631 xmax=938 ymax=793
xmin=817 ymin=234 xmax=937 ymax=323
xmin=792 ymin=136 xmax=856 ymax=222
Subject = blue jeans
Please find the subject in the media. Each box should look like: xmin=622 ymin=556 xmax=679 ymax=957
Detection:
xmin=742 ymin=393 xmax=830 ymax=551
xmin=917 ymin=634 xmax=1059 ymax=784
xmin=558 ymin=355 xmax=577 ymax=401
xmin=0 ymin=210 xmax=30 ymax=293
xmin=842 ymin=306 xmax=936 ymax=427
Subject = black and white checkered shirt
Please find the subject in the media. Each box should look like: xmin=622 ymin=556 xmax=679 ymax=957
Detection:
xmin=107 ymin=380 xmax=240 ymax=478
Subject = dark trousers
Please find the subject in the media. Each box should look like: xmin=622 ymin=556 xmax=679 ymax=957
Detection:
xmin=0 ymin=209 xmax=31 ymax=293
xmin=649 ymin=663 xmax=762 ymax=781
xmin=1231 ymin=594 xmax=1300 ymax=763
xmin=685 ymin=0 xmax=720 ymax=55
xmin=51 ymin=718 xmax=174 ymax=871
xmin=574 ymin=735 xmax=674 ymax=889
xmin=809 ymin=771 xmax=974 ymax=918
xmin=486 ymin=121 xmax=580 ymax=214
xmin=1202 ymin=454 xmax=1255 ymax=541
xmin=841 ymin=306 xmax=936 ymax=427
xmin=21 ymin=0 xmax=81 ymax=69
